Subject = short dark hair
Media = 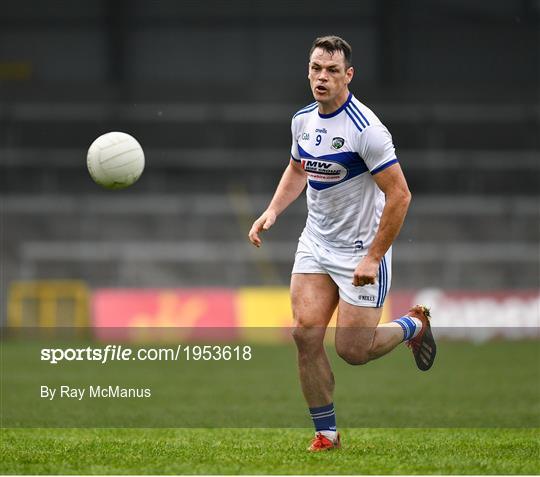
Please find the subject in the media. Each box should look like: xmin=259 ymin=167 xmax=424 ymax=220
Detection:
xmin=309 ymin=35 xmax=352 ymax=68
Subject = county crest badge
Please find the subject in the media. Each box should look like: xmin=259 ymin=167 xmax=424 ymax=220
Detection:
xmin=331 ymin=137 xmax=345 ymax=150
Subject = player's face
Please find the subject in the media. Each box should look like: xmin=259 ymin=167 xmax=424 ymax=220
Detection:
xmin=308 ymin=48 xmax=353 ymax=109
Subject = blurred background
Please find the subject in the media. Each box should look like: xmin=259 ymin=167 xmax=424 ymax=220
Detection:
xmin=1 ymin=0 xmax=539 ymax=330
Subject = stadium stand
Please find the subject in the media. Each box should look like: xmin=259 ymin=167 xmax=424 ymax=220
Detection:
xmin=1 ymin=0 xmax=538 ymax=324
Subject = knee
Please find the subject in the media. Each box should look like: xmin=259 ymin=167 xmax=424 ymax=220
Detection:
xmin=291 ymin=322 xmax=314 ymax=348
xmin=291 ymin=318 xmax=324 ymax=352
xmin=336 ymin=346 xmax=371 ymax=366
xmin=291 ymin=325 xmax=306 ymax=347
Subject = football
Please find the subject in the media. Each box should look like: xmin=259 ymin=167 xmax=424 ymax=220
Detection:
xmin=87 ymin=132 xmax=145 ymax=189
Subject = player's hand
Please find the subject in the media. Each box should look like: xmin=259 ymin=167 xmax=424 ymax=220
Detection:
xmin=352 ymin=256 xmax=380 ymax=287
xmin=248 ymin=210 xmax=277 ymax=247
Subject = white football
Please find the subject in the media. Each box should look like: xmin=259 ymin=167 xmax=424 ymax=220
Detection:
xmin=87 ymin=132 xmax=145 ymax=189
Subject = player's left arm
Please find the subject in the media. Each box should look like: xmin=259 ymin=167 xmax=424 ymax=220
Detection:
xmin=352 ymin=163 xmax=411 ymax=286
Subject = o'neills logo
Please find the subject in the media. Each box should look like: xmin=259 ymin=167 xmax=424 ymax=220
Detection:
xmin=359 ymin=295 xmax=375 ymax=302
xmin=301 ymin=159 xmax=346 ymax=182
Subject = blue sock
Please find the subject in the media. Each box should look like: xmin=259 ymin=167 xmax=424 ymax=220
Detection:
xmin=309 ymin=403 xmax=336 ymax=433
xmin=393 ymin=316 xmax=419 ymax=341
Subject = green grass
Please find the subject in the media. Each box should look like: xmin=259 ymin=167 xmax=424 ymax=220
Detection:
xmin=1 ymin=428 xmax=538 ymax=474
xmin=1 ymin=339 xmax=539 ymax=473
xmin=2 ymin=340 xmax=539 ymax=427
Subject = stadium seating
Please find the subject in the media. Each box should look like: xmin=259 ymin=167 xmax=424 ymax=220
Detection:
xmin=1 ymin=90 xmax=538 ymax=296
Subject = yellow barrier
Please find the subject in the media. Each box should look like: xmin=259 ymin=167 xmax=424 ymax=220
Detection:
xmin=7 ymin=280 xmax=89 ymax=327
xmin=0 ymin=62 xmax=32 ymax=80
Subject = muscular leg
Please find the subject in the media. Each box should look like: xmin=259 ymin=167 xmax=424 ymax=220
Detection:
xmin=335 ymin=299 xmax=404 ymax=365
xmin=291 ymin=273 xmax=339 ymax=407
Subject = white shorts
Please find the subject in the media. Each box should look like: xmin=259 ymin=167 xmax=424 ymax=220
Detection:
xmin=291 ymin=231 xmax=392 ymax=308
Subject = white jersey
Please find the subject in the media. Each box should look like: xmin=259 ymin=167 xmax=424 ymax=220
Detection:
xmin=290 ymin=92 xmax=398 ymax=252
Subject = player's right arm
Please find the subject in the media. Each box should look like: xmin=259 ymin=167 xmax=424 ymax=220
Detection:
xmin=248 ymin=159 xmax=306 ymax=247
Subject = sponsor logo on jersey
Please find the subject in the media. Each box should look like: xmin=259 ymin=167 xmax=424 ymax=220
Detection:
xmin=300 ymin=159 xmax=347 ymax=182
xmin=315 ymin=128 xmax=328 ymax=134
xmin=301 ymin=132 xmax=310 ymax=141
xmin=331 ymin=137 xmax=345 ymax=150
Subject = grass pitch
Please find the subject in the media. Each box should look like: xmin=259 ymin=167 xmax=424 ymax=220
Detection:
xmin=2 ymin=427 xmax=538 ymax=474
xmin=3 ymin=340 xmax=539 ymax=428
xmin=1 ymin=340 xmax=539 ymax=473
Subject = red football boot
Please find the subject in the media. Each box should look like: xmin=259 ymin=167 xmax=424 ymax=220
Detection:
xmin=307 ymin=432 xmax=341 ymax=452
xmin=406 ymin=304 xmax=437 ymax=371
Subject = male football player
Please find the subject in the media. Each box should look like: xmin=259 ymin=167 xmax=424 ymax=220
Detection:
xmin=248 ymin=36 xmax=436 ymax=451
